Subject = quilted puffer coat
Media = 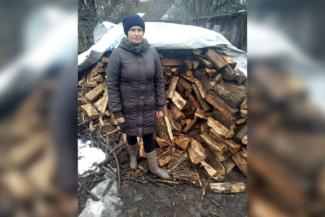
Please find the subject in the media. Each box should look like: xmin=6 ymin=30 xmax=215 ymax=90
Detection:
xmin=106 ymin=38 xmax=165 ymax=136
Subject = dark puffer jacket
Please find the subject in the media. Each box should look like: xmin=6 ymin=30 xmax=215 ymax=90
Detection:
xmin=106 ymin=38 xmax=165 ymax=136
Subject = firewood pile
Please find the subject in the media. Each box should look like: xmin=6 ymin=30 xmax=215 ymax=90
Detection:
xmin=78 ymin=48 xmax=247 ymax=193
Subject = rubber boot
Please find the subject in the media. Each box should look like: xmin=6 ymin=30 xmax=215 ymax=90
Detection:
xmin=127 ymin=144 xmax=138 ymax=170
xmin=146 ymin=149 xmax=170 ymax=179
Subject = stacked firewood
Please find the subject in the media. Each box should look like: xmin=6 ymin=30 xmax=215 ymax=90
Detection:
xmin=78 ymin=48 xmax=247 ymax=189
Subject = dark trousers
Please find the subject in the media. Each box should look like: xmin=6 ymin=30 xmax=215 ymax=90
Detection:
xmin=127 ymin=133 xmax=155 ymax=153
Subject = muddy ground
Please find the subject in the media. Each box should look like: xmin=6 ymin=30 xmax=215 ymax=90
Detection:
xmin=78 ymin=133 xmax=247 ymax=217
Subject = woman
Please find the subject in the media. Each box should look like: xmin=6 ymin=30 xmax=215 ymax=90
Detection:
xmin=106 ymin=14 xmax=169 ymax=179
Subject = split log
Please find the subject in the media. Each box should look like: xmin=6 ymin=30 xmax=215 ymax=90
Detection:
xmin=205 ymin=49 xmax=228 ymax=69
xmin=188 ymin=139 xmax=206 ymax=164
xmin=232 ymin=152 xmax=248 ymax=176
xmin=200 ymin=160 xmax=225 ymax=181
xmin=94 ymin=89 xmax=108 ymax=113
xmin=222 ymin=158 xmax=236 ymax=174
xmin=158 ymin=150 xmax=174 ymax=167
xmin=186 ymin=92 xmax=201 ymax=111
xmin=179 ymin=78 xmax=193 ymax=93
xmin=166 ymin=76 xmax=179 ymax=99
xmin=205 ymin=68 xmax=217 ymax=78
xmin=208 ymin=130 xmax=240 ymax=154
xmin=201 ymin=131 xmax=227 ymax=153
xmin=163 ymin=106 xmax=174 ymax=141
xmin=192 ymin=84 xmax=211 ymax=112
xmin=155 ymin=116 xmax=169 ymax=141
xmin=214 ymin=73 xmax=223 ymax=84
xmin=81 ymin=104 xmax=99 ymax=119
xmin=166 ymin=108 xmax=182 ymax=132
xmin=170 ymin=104 xmax=185 ymax=121
xmin=174 ymin=136 xmax=191 ymax=150
xmin=171 ymin=91 xmax=187 ymax=110
xmin=214 ymin=83 xmax=247 ymax=108
xmin=234 ymin=124 xmax=247 ymax=143
xmin=193 ymin=78 xmax=206 ymax=98
xmin=198 ymin=56 xmax=214 ymax=68
xmin=194 ymin=109 xmax=208 ymax=120
xmin=156 ymin=137 xmax=170 ymax=148
xmin=85 ymin=83 xmax=105 ymax=101
xmin=209 ymin=182 xmax=246 ymax=193
xmin=183 ymin=116 xmax=198 ymax=133
xmin=205 ymin=91 xmax=237 ymax=120
xmin=207 ymin=117 xmax=229 ymax=138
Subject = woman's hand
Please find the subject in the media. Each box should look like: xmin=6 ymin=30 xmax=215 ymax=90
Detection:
xmin=156 ymin=111 xmax=164 ymax=119
xmin=116 ymin=117 xmax=125 ymax=124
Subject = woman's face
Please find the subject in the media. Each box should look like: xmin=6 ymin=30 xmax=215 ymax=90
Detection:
xmin=127 ymin=26 xmax=144 ymax=44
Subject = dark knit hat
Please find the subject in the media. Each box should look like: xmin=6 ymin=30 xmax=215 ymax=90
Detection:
xmin=122 ymin=14 xmax=145 ymax=35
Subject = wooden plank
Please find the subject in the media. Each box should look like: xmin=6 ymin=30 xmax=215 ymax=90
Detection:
xmin=188 ymin=139 xmax=206 ymax=164
xmin=166 ymin=76 xmax=179 ymax=99
xmin=209 ymin=182 xmax=246 ymax=193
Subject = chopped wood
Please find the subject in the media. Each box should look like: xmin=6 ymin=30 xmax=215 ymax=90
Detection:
xmin=192 ymin=84 xmax=211 ymax=112
xmin=85 ymin=83 xmax=105 ymax=101
xmin=183 ymin=116 xmax=198 ymax=133
xmin=179 ymin=78 xmax=193 ymax=92
xmin=201 ymin=131 xmax=227 ymax=153
xmin=186 ymin=92 xmax=202 ymax=111
xmin=166 ymin=76 xmax=179 ymax=99
xmin=193 ymin=78 xmax=207 ymax=98
xmin=205 ymin=92 xmax=236 ymax=120
xmin=170 ymin=104 xmax=185 ymax=121
xmin=240 ymin=109 xmax=247 ymax=118
xmin=158 ymin=151 xmax=174 ymax=167
xmin=200 ymin=160 xmax=225 ymax=181
xmin=188 ymin=139 xmax=206 ymax=164
xmin=205 ymin=68 xmax=217 ymax=78
xmin=81 ymin=104 xmax=99 ymax=119
xmin=222 ymin=55 xmax=237 ymax=68
xmin=174 ymin=136 xmax=191 ymax=150
xmin=171 ymin=91 xmax=187 ymax=110
xmin=163 ymin=106 xmax=174 ymax=141
xmin=205 ymin=49 xmax=228 ymax=69
xmin=198 ymin=56 xmax=214 ymax=68
xmin=156 ymin=137 xmax=170 ymax=148
xmin=214 ymin=83 xmax=247 ymax=108
xmin=194 ymin=109 xmax=208 ymax=120
xmin=222 ymin=158 xmax=236 ymax=174
xmin=94 ymin=89 xmax=108 ymax=113
xmin=155 ymin=116 xmax=169 ymax=141
xmin=171 ymin=67 xmax=178 ymax=75
xmin=232 ymin=152 xmax=248 ymax=176
xmin=166 ymin=108 xmax=182 ymax=132
xmin=234 ymin=124 xmax=247 ymax=143
xmin=94 ymin=74 xmax=105 ymax=83
xmin=214 ymin=73 xmax=223 ymax=84
xmin=209 ymin=182 xmax=246 ymax=193
xmin=208 ymin=131 xmax=240 ymax=153
xmin=207 ymin=117 xmax=229 ymax=137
